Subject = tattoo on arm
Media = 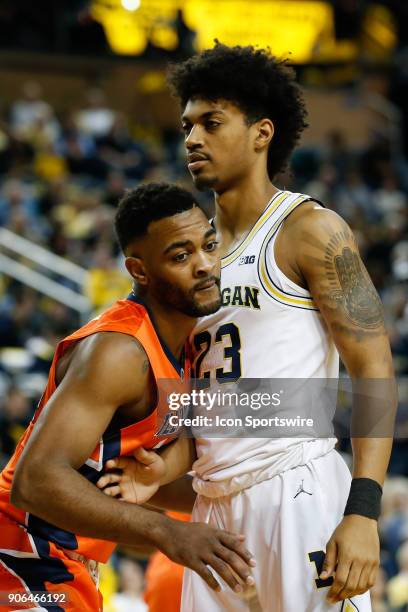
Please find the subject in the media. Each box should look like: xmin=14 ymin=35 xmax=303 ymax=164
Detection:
xmin=325 ymin=231 xmax=383 ymax=330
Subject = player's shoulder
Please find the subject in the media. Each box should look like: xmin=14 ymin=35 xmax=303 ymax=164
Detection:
xmin=283 ymin=201 xmax=354 ymax=245
xmin=58 ymin=331 xmax=150 ymax=405
xmin=84 ymin=298 xmax=147 ymax=332
xmin=69 ymin=331 xmax=149 ymax=384
xmin=78 ymin=330 xmax=147 ymax=356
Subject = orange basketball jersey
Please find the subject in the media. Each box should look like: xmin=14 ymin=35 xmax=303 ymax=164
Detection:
xmin=0 ymin=293 xmax=189 ymax=564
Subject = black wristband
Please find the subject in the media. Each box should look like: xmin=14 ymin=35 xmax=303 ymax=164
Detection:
xmin=344 ymin=478 xmax=383 ymax=520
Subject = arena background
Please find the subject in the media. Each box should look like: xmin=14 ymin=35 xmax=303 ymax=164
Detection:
xmin=0 ymin=1 xmax=408 ymax=610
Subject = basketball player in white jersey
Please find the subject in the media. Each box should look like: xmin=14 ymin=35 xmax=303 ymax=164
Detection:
xmin=98 ymin=44 xmax=396 ymax=611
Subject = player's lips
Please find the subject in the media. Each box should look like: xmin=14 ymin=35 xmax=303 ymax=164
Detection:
xmin=188 ymin=160 xmax=208 ymax=172
xmin=187 ymin=152 xmax=210 ymax=172
xmin=195 ymin=278 xmax=217 ymax=291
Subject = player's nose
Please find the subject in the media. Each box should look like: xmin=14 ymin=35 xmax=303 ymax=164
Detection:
xmin=194 ymin=251 xmax=215 ymax=276
xmin=185 ymin=125 xmax=204 ymax=149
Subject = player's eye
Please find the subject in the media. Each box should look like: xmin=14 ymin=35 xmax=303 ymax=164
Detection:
xmin=205 ymin=240 xmax=219 ymax=252
xmin=181 ymin=124 xmax=191 ymax=135
xmin=206 ymin=121 xmax=220 ymax=130
xmin=173 ymin=252 xmax=189 ymax=262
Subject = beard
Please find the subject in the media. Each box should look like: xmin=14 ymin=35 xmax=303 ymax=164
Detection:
xmin=152 ymin=276 xmax=221 ymax=317
xmin=191 ymin=172 xmax=219 ymax=191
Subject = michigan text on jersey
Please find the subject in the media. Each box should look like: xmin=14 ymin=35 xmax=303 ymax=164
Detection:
xmin=221 ymin=286 xmax=260 ymax=309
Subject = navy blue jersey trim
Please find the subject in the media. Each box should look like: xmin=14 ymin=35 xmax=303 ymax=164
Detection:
xmin=256 ymin=196 xmax=322 ymax=309
xmin=27 ymin=514 xmax=79 ymax=551
xmin=262 ymin=197 xmax=315 ymax=299
xmin=126 ymin=292 xmax=185 ymax=376
xmin=0 ymin=535 xmax=73 ymax=612
xmin=264 ymin=235 xmax=312 ymax=299
xmin=258 ymin=271 xmax=319 ymax=311
xmin=340 ymin=599 xmax=359 ymax=612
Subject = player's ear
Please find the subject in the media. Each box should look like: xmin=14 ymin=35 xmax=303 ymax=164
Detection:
xmin=254 ymin=118 xmax=274 ymax=152
xmin=125 ymin=257 xmax=148 ymax=286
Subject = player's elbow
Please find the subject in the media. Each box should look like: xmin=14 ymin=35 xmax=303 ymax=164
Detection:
xmin=11 ymin=474 xmax=31 ymax=510
xmin=11 ymin=458 xmax=46 ymax=511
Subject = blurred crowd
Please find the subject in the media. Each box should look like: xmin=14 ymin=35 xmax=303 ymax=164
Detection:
xmin=0 ymin=77 xmax=408 ymax=611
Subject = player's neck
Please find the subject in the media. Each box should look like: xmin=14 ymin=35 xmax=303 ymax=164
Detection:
xmin=214 ymin=174 xmax=279 ymax=255
xmin=142 ymin=295 xmax=194 ymax=360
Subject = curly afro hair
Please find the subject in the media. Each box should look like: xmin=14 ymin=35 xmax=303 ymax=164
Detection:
xmin=167 ymin=43 xmax=308 ymax=179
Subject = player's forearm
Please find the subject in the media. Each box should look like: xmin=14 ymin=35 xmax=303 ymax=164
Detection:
xmin=158 ymin=436 xmax=196 ymax=485
xmin=12 ymin=462 xmax=170 ymax=547
xmin=148 ymin=475 xmax=196 ymax=513
xmin=350 ymin=437 xmax=392 ymax=486
xmin=348 ymin=372 xmax=397 ymax=486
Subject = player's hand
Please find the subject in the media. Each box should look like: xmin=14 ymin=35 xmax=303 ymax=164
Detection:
xmin=321 ymin=514 xmax=380 ymax=603
xmin=96 ymin=447 xmax=166 ymax=504
xmin=160 ymin=519 xmax=257 ymax=594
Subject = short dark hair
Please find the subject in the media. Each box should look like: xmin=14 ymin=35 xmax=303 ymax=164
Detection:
xmin=115 ymin=182 xmax=196 ymax=252
xmin=167 ymin=43 xmax=308 ymax=179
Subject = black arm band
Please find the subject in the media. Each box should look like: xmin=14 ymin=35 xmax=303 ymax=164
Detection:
xmin=344 ymin=478 xmax=383 ymax=520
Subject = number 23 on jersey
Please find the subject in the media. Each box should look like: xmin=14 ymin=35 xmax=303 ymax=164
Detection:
xmin=193 ymin=322 xmax=242 ymax=382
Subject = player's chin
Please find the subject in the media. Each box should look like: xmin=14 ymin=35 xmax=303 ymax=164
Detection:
xmin=191 ymin=291 xmax=221 ymax=316
xmin=191 ymin=172 xmax=218 ymax=192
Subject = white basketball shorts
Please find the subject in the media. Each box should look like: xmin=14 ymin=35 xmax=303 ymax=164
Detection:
xmin=181 ymin=449 xmax=372 ymax=612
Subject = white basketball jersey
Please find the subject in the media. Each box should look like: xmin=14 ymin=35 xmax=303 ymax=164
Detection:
xmin=191 ymin=190 xmax=339 ymax=495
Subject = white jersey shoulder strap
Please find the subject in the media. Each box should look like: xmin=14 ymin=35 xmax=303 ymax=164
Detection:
xmin=257 ymin=191 xmax=322 ymax=310
xmin=219 ymin=190 xmax=292 ymax=268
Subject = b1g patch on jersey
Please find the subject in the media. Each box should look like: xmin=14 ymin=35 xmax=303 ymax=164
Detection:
xmin=154 ymin=403 xmax=189 ymax=437
xmin=238 ymin=255 xmax=256 ymax=265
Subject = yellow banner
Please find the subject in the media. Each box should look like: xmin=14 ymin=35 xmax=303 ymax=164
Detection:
xmin=184 ymin=0 xmax=333 ymax=63
xmin=91 ymin=0 xmax=395 ymax=62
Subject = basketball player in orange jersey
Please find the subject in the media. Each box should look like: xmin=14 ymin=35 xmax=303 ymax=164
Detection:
xmin=0 ymin=182 xmax=256 ymax=612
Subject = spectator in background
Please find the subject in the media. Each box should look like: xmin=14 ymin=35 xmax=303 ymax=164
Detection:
xmin=388 ymin=540 xmax=408 ymax=609
xmin=75 ymin=88 xmax=116 ymax=139
xmin=334 ymin=169 xmax=376 ymax=224
xmin=0 ymin=287 xmax=45 ymax=348
xmin=371 ymin=566 xmax=389 ymax=612
xmin=19 ymin=105 xmax=60 ymax=151
xmin=10 ymin=81 xmax=52 ymax=138
xmin=380 ymin=478 xmax=408 ymax=576
xmin=303 ymin=162 xmax=337 ymax=208
xmin=0 ymin=179 xmax=39 ymax=230
xmin=391 ymin=241 xmax=408 ymax=283
xmin=57 ymin=112 xmax=106 ymax=179
xmin=324 ymin=129 xmax=352 ymax=183
xmin=0 ymin=115 xmax=12 ymax=174
xmin=0 ymin=387 xmax=32 ymax=466
xmin=84 ymin=243 xmax=130 ymax=311
xmin=34 ymin=143 xmax=67 ymax=183
xmin=0 ymin=122 xmax=34 ymax=176
xmin=103 ymin=170 xmax=127 ymax=208
xmin=97 ymin=114 xmax=150 ymax=179
xmin=37 ymin=176 xmax=67 ymax=217
xmin=360 ymin=133 xmax=393 ymax=189
xmin=108 ymin=558 xmax=147 ymax=612
xmin=374 ymin=172 xmax=407 ymax=225
xmin=50 ymin=187 xmax=112 ymax=265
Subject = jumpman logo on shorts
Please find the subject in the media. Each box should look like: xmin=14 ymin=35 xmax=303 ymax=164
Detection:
xmin=293 ymin=479 xmax=313 ymax=499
